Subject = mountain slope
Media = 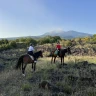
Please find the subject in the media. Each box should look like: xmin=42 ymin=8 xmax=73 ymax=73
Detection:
xmin=41 ymin=30 xmax=92 ymax=39
xmin=0 ymin=30 xmax=93 ymax=40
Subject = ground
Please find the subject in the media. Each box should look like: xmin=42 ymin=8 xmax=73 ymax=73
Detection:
xmin=0 ymin=48 xmax=96 ymax=96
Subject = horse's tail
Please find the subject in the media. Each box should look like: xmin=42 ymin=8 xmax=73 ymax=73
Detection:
xmin=15 ymin=55 xmax=24 ymax=69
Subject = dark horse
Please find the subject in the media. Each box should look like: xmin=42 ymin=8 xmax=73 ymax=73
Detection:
xmin=15 ymin=50 xmax=43 ymax=76
xmin=51 ymin=47 xmax=71 ymax=65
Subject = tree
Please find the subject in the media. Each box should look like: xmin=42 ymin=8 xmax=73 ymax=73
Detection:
xmin=9 ymin=41 xmax=17 ymax=48
xmin=25 ymin=38 xmax=37 ymax=46
xmin=38 ymin=36 xmax=61 ymax=44
xmin=0 ymin=39 xmax=9 ymax=45
xmin=90 ymin=34 xmax=96 ymax=44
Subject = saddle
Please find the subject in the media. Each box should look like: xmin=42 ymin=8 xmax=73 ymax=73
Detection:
xmin=54 ymin=49 xmax=61 ymax=56
xmin=54 ymin=50 xmax=58 ymax=55
xmin=28 ymin=54 xmax=34 ymax=60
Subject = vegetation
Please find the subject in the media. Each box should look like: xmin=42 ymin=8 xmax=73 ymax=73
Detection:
xmin=0 ymin=35 xmax=96 ymax=96
xmin=0 ymin=50 xmax=96 ymax=96
xmin=0 ymin=34 xmax=96 ymax=51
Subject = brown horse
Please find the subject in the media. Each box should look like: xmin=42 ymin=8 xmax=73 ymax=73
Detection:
xmin=51 ymin=47 xmax=71 ymax=65
xmin=15 ymin=50 xmax=43 ymax=76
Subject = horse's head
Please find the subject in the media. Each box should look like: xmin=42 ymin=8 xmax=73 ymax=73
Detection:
xmin=34 ymin=50 xmax=43 ymax=58
xmin=39 ymin=50 xmax=43 ymax=57
xmin=67 ymin=47 xmax=71 ymax=54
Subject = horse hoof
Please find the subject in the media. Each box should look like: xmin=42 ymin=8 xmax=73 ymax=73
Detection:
xmin=22 ymin=74 xmax=25 ymax=77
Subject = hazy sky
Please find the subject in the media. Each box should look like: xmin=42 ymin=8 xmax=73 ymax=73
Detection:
xmin=0 ymin=0 xmax=96 ymax=38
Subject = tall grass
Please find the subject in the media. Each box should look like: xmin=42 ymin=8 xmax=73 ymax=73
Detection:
xmin=0 ymin=50 xmax=96 ymax=96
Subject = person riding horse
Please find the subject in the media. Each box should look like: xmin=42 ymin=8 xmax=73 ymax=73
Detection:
xmin=56 ymin=41 xmax=61 ymax=56
xmin=27 ymin=43 xmax=37 ymax=63
xmin=16 ymin=50 xmax=43 ymax=76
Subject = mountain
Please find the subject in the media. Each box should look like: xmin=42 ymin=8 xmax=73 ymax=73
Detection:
xmin=41 ymin=30 xmax=93 ymax=39
xmin=0 ymin=30 xmax=93 ymax=40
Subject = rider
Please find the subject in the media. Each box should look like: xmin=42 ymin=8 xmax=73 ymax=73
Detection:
xmin=56 ymin=41 xmax=61 ymax=56
xmin=27 ymin=43 xmax=37 ymax=63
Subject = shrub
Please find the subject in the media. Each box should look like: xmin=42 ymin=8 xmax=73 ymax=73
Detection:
xmin=22 ymin=84 xmax=32 ymax=91
xmin=9 ymin=41 xmax=17 ymax=48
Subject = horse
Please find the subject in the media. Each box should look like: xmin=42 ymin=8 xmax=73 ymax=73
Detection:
xmin=15 ymin=50 xmax=43 ymax=76
xmin=51 ymin=47 xmax=71 ymax=65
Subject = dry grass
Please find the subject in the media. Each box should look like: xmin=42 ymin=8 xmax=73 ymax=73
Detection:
xmin=0 ymin=48 xmax=96 ymax=96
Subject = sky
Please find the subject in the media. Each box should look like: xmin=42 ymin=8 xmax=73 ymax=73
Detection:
xmin=0 ymin=0 xmax=96 ymax=38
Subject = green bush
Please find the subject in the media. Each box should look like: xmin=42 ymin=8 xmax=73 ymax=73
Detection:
xmin=22 ymin=84 xmax=32 ymax=91
xmin=88 ymin=92 xmax=96 ymax=96
xmin=9 ymin=41 xmax=17 ymax=48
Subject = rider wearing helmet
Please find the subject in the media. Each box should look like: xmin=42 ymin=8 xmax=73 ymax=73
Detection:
xmin=27 ymin=43 xmax=37 ymax=63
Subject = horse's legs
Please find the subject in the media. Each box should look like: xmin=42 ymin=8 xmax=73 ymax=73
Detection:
xmin=22 ymin=63 xmax=23 ymax=71
xmin=22 ymin=64 xmax=27 ymax=76
xmin=33 ymin=63 xmax=36 ymax=71
xmin=61 ymin=57 xmax=62 ymax=64
xmin=31 ymin=63 xmax=34 ymax=72
xmin=63 ymin=56 xmax=64 ymax=65
xmin=54 ymin=57 xmax=56 ymax=63
xmin=32 ymin=63 xmax=33 ymax=69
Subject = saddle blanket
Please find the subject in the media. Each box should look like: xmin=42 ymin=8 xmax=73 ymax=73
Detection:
xmin=28 ymin=54 xmax=34 ymax=60
xmin=54 ymin=50 xmax=58 ymax=55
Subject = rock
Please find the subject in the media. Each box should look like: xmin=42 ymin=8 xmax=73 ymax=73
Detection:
xmin=39 ymin=81 xmax=65 ymax=93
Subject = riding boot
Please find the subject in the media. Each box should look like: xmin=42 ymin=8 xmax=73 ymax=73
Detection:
xmin=34 ymin=57 xmax=37 ymax=63
xmin=58 ymin=49 xmax=60 ymax=57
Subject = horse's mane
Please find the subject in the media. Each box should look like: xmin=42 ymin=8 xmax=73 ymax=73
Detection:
xmin=33 ymin=50 xmax=42 ymax=58
xmin=34 ymin=50 xmax=42 ymax=55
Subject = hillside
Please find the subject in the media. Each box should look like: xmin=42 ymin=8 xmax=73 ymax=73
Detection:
xmin=0 ymin=45 xmax=96 ymax=96
xmin=41 ymin=30 xmax=93 ymax=39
